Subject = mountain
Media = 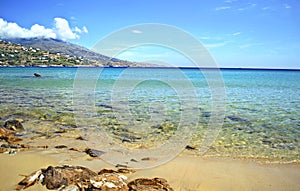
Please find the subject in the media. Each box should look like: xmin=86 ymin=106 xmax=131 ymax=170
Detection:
xmin=0 ymin=39 xmax=91 ymax=66
xmin=5 ymin=37 xmax=117 ymax=62
xmin=2 ymin=38 xmax=155 ymax=67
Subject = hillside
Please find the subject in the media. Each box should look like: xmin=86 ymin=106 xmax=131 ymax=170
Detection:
xmin=0 ymin=39 xmax=153 ymax=67
xmin=5 ymin=38 xmax=116 ymax=62
xmin=0 ymin=40 xmax=93 ymax=66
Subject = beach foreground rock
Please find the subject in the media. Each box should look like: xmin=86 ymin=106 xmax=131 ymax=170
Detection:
xmin=128 ymin=178 xmax=174 ymax=191
xmin=16 ymin=165 xmax=174 ymax=190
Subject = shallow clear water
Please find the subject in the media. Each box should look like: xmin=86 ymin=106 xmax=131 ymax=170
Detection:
xmin=0 ymin=67 xmax=299 ymax=162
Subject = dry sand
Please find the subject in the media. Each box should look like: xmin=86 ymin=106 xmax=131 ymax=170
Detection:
xmin=0 ymin=150 xmax=299 ymax=191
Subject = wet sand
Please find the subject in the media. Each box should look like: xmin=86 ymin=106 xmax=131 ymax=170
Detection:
xmin=0 ymin=150 xmax=299 ymax=191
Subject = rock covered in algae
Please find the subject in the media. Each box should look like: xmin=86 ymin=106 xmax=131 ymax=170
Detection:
xmin=4 ymin=119 xmax=24 ymax=131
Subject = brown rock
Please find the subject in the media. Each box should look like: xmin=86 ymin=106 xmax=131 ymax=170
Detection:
xmin=17 ymin=166 xmax=173 ymax=191
xmin=0 ymin=127 xmax=22 ymax=143
xmin=116 ymin=168 xmax=136 ymax=174
xmin=98 ymin=169 xmax=118 ymax=175
xmin=98 ymin=168 xmax=135 ymax=175
xmin=90 ymin=173 xmax=129 ymax=191
xmin=128 ymin=178 xmax=174 ymax=191
xmin=41 ymin=165 xmax=97 ymax=189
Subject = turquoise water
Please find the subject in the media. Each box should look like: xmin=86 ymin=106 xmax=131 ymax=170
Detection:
xmin=0 ymin=67 xmax=299 ymax=162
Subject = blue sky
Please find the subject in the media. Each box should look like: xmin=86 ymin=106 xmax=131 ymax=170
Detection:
xmin=0 ymin=0 xmax=299 ymax=69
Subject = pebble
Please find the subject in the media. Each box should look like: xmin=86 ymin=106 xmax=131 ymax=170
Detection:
xmin=54 ymin=145 xmax=68 ymax=149
xmin=85 ymin=148 xmax=105 ymax=157
xmin=185 ymin=145 xmax=196 ymax=150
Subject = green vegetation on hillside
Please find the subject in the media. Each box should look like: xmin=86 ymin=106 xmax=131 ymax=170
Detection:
xmin=0 ymin=39 xmax=156 ymax=67
xmin=0 ymin=40 xmax=96 ymax=66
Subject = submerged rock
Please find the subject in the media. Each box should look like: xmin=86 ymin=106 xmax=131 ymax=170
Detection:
xmin=98 ymin=103 xmax=114 ymax=109
xmin=202 ymin=112 xmax=211 ymax=118
xmin=227 ymin=115 xmax=248 ymax=122
xmin=150 ymin=123 xmax=176 ymax=132
xmin=114 ymin=132 xmax=142 ymax=143
xmin=4 ymin=119 xmax=24 ymax=131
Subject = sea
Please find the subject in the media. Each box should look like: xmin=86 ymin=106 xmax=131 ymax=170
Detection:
xmin=0 ymin=67 xmax=299 ymax=163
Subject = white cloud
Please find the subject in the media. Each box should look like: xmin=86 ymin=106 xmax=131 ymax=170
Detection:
xmin=0 ymin=18 xmax=57 ymax=39
xmin=74 ymin=26 xmax=88 ymax=34
xmin=74 ymin=26 xmax=82 ymax=33
xmin=82 ymin=26 xmax=88 ymax=33
xmin=54 ymin=17 xmax=78 ymax=40
xmin=232 ymin=32 xmax=241 ymax=36
xmin=30 ymin=24 xmax=57 ymax=38
xmin=132 ymin=29 xmax=142 ymax=34
xmin=0 ymin=17 xmax=88 ymax=41
xmin=262 ymin=7 xmax=270 ymax=10
xmin=215 ymin=6 xmax=231 ymax=11
xmin=224 ymin=0 xmax=237 ymax=3
xmin=200 ymin=36 xmax=211 ymax=40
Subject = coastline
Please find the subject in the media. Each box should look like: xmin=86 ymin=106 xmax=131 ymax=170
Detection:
xmin=1 ymin=65 xmax=300 ymax=71
xmin=1 ymin=150 xmax=299 ymax=191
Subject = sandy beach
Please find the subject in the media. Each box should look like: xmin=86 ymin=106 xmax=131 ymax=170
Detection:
xmin=1 ymin=149 xmax=299 ymax=191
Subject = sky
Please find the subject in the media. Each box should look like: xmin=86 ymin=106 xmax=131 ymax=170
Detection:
xmin=0 ymin=0 xmax=299 ymax=69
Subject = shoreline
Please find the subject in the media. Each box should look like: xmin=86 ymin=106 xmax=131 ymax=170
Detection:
xmin=0 ymin=150 xmax=299 ymax=191
xmin=1 ymin=65 xmax=300 ymax=71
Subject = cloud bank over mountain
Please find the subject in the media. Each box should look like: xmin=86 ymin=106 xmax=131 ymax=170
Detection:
xmin=0 ymin=17 xmax=88 ymax=41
